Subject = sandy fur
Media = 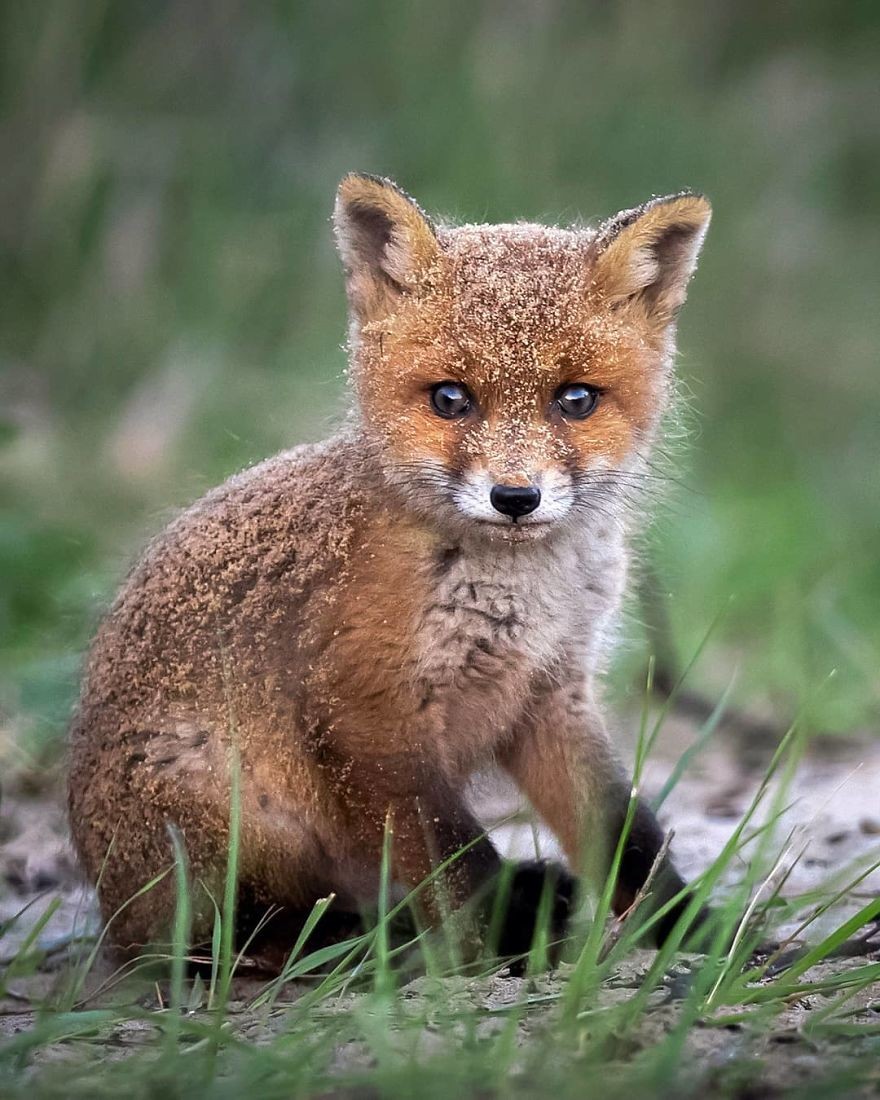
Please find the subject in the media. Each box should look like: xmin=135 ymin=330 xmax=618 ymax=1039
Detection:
xmin=68 ymin=176 xmax=710 ymax=952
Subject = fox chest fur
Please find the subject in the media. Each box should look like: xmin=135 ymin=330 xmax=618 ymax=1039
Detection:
xmin=428 ymin=549 xmax=616 ymax=757
xmin=311 ymin=508 xmax=626 ymax=779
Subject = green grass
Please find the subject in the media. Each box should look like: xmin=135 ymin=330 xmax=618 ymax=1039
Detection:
xmin=2 ymin=694 xmax=879 ymax=1099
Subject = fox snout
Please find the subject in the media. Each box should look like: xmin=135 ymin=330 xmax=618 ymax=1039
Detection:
xmin=489 ymin=484 xmax=541 ymax=521
xmin=450 ymin=467 xmax=575 ymax=534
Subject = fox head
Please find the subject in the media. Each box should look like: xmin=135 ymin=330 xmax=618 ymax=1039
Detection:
xmin=334 ymin=174 xmax=710 ymax=541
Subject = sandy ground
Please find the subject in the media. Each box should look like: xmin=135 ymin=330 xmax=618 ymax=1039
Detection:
xmin=2 ymin=719 xmax=879 ymax=1094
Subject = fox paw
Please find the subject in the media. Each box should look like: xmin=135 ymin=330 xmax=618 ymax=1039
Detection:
xmin=491 ymin=859 xmax=576 ymax=971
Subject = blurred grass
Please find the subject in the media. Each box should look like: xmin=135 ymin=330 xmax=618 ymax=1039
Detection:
xmin=1 ymin=0 xmax=879 ymax=764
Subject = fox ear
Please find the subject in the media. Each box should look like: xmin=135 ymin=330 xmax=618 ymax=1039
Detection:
xmin=590 ymin=193 xmax=711 ymax=330
xmin=334 ymin=174 xmax=440 ymax=325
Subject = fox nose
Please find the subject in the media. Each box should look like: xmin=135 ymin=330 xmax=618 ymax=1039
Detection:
xmin=490 ymin=484 xmax=541 ymax=520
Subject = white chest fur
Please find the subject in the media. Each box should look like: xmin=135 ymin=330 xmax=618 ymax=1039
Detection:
xmin=413 ymin=525 xmax=625 ymax=700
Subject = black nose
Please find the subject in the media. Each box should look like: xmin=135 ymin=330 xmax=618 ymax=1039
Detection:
xmin=490 ymin=484 xmax=541 ymax=520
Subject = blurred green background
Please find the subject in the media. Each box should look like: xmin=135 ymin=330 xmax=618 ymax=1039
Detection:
xmin=2 ymin=0 xmax=879 ymax=772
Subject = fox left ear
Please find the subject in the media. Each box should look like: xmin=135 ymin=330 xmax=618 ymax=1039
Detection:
xmin=590 ymin=193 xmax=711 ymax=330
xmin=334 ymin=174 xmax=440 ymax=326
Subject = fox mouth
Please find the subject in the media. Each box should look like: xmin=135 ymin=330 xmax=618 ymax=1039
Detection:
xmin=472 ymin=516 xmax=555 ymax=540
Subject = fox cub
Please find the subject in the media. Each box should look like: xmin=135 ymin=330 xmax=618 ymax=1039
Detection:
xmin=68 ymin=175 xmax=711 ymax=962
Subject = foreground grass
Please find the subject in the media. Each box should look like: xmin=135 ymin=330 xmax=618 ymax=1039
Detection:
xmin=2 ymin=704 xmax=879 ymax=1099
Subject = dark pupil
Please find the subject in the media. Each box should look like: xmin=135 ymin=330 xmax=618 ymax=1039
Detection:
xmin=560 ymin=385 xmax=596 ymax=417
xmin=432 ymin=383 xmax=469 ymax=418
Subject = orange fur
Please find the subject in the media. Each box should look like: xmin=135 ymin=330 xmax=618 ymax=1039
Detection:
xmin=68 ymin=176 xmax=710 ymax=958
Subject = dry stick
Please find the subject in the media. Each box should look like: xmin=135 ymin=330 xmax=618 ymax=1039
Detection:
xmin=598 ymin=830 xmax=673 ymax=964
xmin=705 ymin=834 xmax=804 ymax=1007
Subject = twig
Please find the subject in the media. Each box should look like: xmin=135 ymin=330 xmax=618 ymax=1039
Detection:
xmin=598 ymin=830 xmax=673 ymax=962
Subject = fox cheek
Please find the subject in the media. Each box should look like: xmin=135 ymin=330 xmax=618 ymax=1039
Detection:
xmin=367 ymin=405 xmax=463 ymax=481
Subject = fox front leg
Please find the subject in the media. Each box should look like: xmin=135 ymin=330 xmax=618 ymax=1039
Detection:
xmin=331 ymin=758 xmax=573 ymax=960
xmin=501 ymin=673 xmax=696 ymax=946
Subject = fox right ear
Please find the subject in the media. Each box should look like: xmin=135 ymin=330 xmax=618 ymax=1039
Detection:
xmin=590 ymin=192 xmax=711 ymax=333
xmin=334 ymin=174 xmax=440 ymax=325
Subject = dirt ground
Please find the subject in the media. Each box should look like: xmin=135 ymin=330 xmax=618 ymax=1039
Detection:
xmin=2 ymin=717 xmax=879 ymax=1094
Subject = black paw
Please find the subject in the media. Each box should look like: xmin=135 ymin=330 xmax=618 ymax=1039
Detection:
xmin=490 ymin=860 xmax=576 ymax=969
xmin=653 ymin=900 xmax=716 ymax=951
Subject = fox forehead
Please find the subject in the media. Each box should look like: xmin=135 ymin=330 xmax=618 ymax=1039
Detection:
xmin=352 ymin=221 xmax=657 ymax=480
xmin=438 ymin=224 xmax=599 ymax=360
xmin=360 ymin=225 xmax=653 ymax=474
xmin=368 ymin=221 xmax=638 ymax=413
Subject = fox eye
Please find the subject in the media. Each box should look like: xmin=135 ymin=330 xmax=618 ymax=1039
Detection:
xmin=430 ymin=381 xmax=471 ymax=419
xmin=556 ymin=383 xmax=600 ymax=420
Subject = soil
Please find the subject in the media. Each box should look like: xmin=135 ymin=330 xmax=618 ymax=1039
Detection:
xmin=2 ymin=716 xmax=879 ymax=1095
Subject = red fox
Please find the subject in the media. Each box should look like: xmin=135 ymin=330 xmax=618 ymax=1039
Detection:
xmin=68 ymin=175 xmax=712 ymax=962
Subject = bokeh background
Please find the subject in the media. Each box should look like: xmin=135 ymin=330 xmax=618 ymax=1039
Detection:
xmin=2 ymin=1 xmax=879 ymax=775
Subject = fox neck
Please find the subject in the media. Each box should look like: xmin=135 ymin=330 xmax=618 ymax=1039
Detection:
xmin=411 ymin=490 xmax=628 ymax=722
